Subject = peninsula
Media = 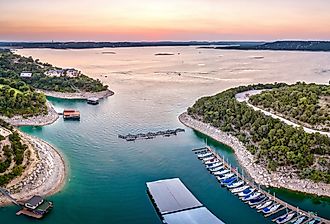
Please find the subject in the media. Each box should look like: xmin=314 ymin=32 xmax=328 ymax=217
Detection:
xmin=0 ymin=48 xmax=111 ymax=205
xmin=180 ymin=83 xmax=330 ymax=197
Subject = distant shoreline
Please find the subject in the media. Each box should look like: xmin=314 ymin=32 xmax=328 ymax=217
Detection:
xmin=178 ymin=112 xmax=330 ymax=197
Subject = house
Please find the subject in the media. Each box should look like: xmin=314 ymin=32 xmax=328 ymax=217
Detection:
xmin=44 ymin=69 xmax=64 ymax=77
xmin=25 ymin=195 xmax=44 ymax=210
xmin=45 ymin=68 xmax=80 ymax=78
xmin=65 ymin=68 xmax=80 ymax=77
xmin=20 ymin=72 xmax=32 ymax=78
xmin=0 ymin=127 xmax=12 ymax=138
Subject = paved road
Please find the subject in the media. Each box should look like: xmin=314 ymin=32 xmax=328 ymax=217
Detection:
xmin=235 ymin=90 xmax=330 ymax=137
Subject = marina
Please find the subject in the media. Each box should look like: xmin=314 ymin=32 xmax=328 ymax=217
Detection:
xmin=118 ymin=128 xmax=185 ymax=141
xmin=146 ymin=178 xmax=225 ymax=224
xmin=193 ymin=146 xmax=330 ymax=224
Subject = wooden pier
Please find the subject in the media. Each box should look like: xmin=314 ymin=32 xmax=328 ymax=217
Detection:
xmin=193 ymin=146 xmax=330 ymax=224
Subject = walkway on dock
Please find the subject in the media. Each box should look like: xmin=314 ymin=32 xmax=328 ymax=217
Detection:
xmin=0 ymin=187 xmax=20 ymax=206
xmin=193 ymin=146 xmax=330 ymax=224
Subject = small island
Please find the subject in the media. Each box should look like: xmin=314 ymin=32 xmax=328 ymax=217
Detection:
xmin=180 ymin=82 xmax=330 ymax=197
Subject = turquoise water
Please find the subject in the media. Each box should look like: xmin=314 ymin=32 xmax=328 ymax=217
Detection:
xmin=0 ymin=96 xmax=328 ymax=224
xmin=1 ymin=47 xmax=329 ymax=223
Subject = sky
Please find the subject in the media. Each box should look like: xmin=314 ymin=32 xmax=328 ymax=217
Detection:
xmin=1 ymin=0 xmax=330 ymax=41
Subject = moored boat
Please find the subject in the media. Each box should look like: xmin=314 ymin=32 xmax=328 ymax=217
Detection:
xmin=204 ymin=159 xmax=220 ymax=165
xmin=197 ymin=152 xmax=213 ymax=159
xmin=290 ymin=216 xmax=306 ymax=224
xmin=213 ymin=169 xmax=230 ymax=176
xmin=262 ymin=204 xmax=281 ymax=214
xmin=202 ymin=156 xmax=215 ymax=162
xmin=209 ymin=166 xmax=224 ymax=172
xmin=256 ymin=200 xmax=273 ymax=210
xmin=227 ymin=180 xmax=244 ymax=189
xmin=220 ymin=177 xmax=237 ymax=186
xmin=275 ymin=212 xmax=296 ymax=224
xmin=217 ymin=173 xmax=234 ymax=181
xmin=248 ymin=195 xmax=266 ymax=206
xmin=205 ymin=162 xmax=222 ymax=169
xmin=238 ymin=188 xmax=255 ymax=197
xmin=230 ymin=185 xmax=249 ymax=194
xmin=242 ymin=192 xmax=261 ymax=201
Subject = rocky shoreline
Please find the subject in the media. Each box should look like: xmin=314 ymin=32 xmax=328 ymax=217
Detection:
xmin=39 ymin=89 xmax=114 ymax=100
xmin=0 ymin=132 xmax=66 ymax=206
xmin=179 ymin=112 xmax=330 ymax=197
xmin=0 ymin=101 xmax=59 ymax=127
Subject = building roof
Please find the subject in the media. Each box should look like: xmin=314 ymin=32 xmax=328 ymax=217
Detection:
xmin=25 ymin=196 xmax=43 ymax=208
xmin=20 ymin=72 xmax=32 ymax=77
xmin=163 ymin=207 xmax=225 ymax=224
xmin=0 ymin=127 xmax=12 ymax=138
xmin=146 ymin=178 xmax=203 ymax=215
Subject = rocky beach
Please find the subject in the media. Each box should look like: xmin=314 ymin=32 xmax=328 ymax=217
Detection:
xmin=179 ymin=112 xmax=330 ymax=197
xmin=0 ymin=131 xmax=66 ymax=206
xmin=0 ymin=101 xmax=59 ymax=127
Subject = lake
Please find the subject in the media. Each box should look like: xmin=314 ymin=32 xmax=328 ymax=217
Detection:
xmin=1 ymin=47 xmax=329 ymax=223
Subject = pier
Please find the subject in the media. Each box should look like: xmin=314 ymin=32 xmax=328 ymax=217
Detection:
xmin=118 ymin=128 xmax=185 ymax=141
xmin=0 ymin=187 xmax=20 ymax=206
xmin=193 ymin=146 xmax=330 ymax=224
xmin=147 ymin=178 xmax=226 ymax=224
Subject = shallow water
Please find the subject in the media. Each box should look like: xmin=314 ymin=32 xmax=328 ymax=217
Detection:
xmin=1 ymin=47 xmax=329 ymax=223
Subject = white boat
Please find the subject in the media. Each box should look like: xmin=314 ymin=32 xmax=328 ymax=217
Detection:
xmin=227 ymin=180 xmax=244 ymax=189
xmin=262 ymin=204 xmax=281 ymax=214
xmin=230 ymin=185 xmax=249 ymax=194
xmin=197 ymin=152 xmax=212 ymax=158
xmin=213 ymin=169 xmax=230 ymax=176
xmin=202 ymin=156 xmax=215 ymax=161
xmin=204 ymin=159 xmax=220 ymax=165
xmin=238 ymin=188 xmax=255 ymax=197
xmin=206 ymin=162 xmax=222 ymax=169
xmin=256 ymin=200 xmax=272 ymax=210
xmin=216 ymin=173 xmax=234 ymax=181
xmin=210 ymin=166 xmax=224 ymax=172
xmin=242 ymin=192 xmax=261 ymax=201
xmin=276 ymin=212 xmax=296 ymax=224
xmin=291 ymin=216 xmax=306 ymax=224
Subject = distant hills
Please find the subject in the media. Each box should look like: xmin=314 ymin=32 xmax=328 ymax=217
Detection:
xmin=203 ymin=41 xmax=330 ymax=52
xmin=0 ymin=41 xmax=330 ymax=52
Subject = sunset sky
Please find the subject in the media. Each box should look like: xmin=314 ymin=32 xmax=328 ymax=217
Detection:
xmin=1 ymin=0 xmax=330 ymax=41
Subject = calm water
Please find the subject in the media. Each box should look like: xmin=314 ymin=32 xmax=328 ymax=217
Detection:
xmin=1 ymin=47 xmax=330 ymax=223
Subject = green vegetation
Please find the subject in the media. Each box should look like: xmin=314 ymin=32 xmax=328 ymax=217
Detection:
xmin=0 ymin=78 xmax=47 ymax=117
xmin=249 ymin=83 xmax=330 ymax=131
xmin=188 ymin=83 xmax=330 ymax=183
xmin=0 ymin=121 xmax=27 ymax=186
xmin=0 ymin=49 xmax=108 ymax=93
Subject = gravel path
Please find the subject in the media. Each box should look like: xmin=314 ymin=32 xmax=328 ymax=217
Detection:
xmin=236 ymin=90 xmax=330 ymax=137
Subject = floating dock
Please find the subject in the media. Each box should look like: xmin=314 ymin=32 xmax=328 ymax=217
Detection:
xmin=147 ymin=178 xmax=225 ymax=224
xmin=119 ymin=128 xmax=185 ymax=141
xmin=193 ymin=146 xmax=330 ymax=224
xmin=63 ymin=109 xmax=80 ymax=120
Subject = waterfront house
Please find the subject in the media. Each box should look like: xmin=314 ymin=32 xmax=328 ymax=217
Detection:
xmin=20 ymin=72 xmax=32 ymax=78
xmin=45 ymin=68 xmax=80 ymax=78
xmin=25 ymin=196 xmax=44 ymax=210
xmin=0 ymin=127 xmax=12 ymax=138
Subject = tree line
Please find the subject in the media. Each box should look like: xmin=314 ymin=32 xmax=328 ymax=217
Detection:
xmin=188 ymin=83 xmax=330 ymax=183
